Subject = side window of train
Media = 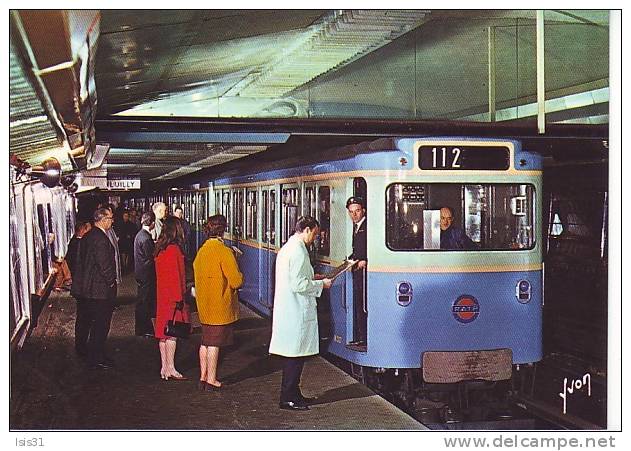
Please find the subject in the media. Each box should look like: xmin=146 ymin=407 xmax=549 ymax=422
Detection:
xmin=215 ymin=191 xmax=221 ymax=215
xmin=385 ymin=183 xmax=536 ymax=251
xmin=304 ymin=186 xmax=316 ymax=217
xmin=36 ymin=204 xmax=50 ymax=277
xmin=281 ymin=186 xmax=300 ymax=245
xmin=263 ymin=189 xmax=277 ymax=246
xmin=46 ymin=202 xmax=62 ymax=260
xmin=317 ymin=186 xmax=331 ymax=257
xmin=246 ymin=189 xmax=258 ymax=241
xmin=233 ymin=189 xmax=244 ymax=237
xmin=222 ymin=191 xmax=231 ymax=235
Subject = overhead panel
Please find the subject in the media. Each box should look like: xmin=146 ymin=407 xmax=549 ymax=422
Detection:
xmin=9 ymin=19 xmax=71 ymax=170
xmin=235 ymin=10 xmax=429 ymax=99
xmin=13 ymin=10 xmax=101 ymax=171
xmin=104 ymin=140 xmax=272 ymax=181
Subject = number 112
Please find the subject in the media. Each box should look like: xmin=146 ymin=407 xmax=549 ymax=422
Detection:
xmin=431 ymin=147 xmax=461 ymax=168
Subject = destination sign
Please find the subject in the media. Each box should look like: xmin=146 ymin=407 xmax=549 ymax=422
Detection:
xmin=418 ymin=145 xmax=510 ymax=170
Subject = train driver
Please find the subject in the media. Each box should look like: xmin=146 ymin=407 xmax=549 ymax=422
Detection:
xmin=346 ymin=196 xmax=367 ymax=347
xmin=439 ymin=206 xmax=477 ymax=250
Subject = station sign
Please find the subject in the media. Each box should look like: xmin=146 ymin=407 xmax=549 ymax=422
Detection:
xmin=107 ymin=179 xmax=141 ymax=190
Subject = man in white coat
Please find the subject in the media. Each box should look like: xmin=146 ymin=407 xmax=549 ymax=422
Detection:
xmin=269 ymin=216 xmax=332 ymax=411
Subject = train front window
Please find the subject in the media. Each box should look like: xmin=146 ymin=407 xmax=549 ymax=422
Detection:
xmin=386 ymin=183 xmax=535 ymax=251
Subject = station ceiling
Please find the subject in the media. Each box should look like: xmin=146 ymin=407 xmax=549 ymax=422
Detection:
xmin=9 ymin=10 xmax=611 ymax=186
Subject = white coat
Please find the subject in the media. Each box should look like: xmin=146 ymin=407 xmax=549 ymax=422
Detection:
xmin=269 ymin=234 xmax=324 ymax=357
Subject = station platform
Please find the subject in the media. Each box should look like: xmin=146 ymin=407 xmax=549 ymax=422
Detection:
xmin=10 ymin=272 xmax=425 ymax=430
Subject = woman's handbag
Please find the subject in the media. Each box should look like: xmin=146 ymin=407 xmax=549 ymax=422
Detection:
xmin=164 ymin=301 xmax=190 ymax=339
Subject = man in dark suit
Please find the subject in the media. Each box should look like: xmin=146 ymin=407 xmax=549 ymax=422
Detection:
xmin=134 ymin=211 xmax=157 ymax=337
xmin=70 ymin=207 xmax=118 ymax=370
xmin=346 ymin=196 xmax=367 ymax=347
xmin=173 ymin=205 xmax=192 ymax=260
xmin=66 ymin=220 xmax=92 ymax=276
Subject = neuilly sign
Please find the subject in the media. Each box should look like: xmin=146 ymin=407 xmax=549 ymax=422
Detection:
xmin=107 ymin=179 xmax=141 ymax=190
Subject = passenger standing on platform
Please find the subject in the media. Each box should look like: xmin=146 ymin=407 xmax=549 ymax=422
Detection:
xmin=154 ymin=216 xmax=189 ymax=380
xmin=114 ymin=210 xmax=138 ymax=274
xmin=99 ymin=203 xmax=122 ymax=287
xmin=70 ymin=208 xmax=118 ymax=370
xmin=193 ymin=214 xmax=243 ymax=391
xmin=66 ymin=220 xmax=92 ymax=277
xmin=269 ymin=216 xmax=332 ymax=411
xmin=151 ymin=201 xmax=167 ymax=242
xmin=346 ymin=196 xmax=368 ymax=347
xmin=173 ymin=205 xmax=191 ymax=259
xmin=134 ymin=211 xmax=157 ymax=337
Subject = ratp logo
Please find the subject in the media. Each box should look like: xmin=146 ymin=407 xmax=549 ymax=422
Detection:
xmin=452 ymin=295 xmax=480 ymax=323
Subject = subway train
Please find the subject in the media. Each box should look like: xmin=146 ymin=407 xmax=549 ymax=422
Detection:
xmin=144 ymin=135 xmax=545 ymax=416
xmin=11 ymin=134 xmax=608 ymax=421
xmin=9 ymin=159 xmax=77 ymax=351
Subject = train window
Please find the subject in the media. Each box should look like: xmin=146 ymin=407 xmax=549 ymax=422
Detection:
xmin=222 ymin=191 xmax=231 ymax=234
xmin=198 ymin=191 xmax=206 ymax=230
xmin=305 ymin=186 xmax=316 ymax=217
xmin=262 ymin=190 xmax=270 ymax=243
xmin=262 ymin=189 xmax=277 ymax=245
xmin=386 ymin=183 xmax=535 ymax=251
xmin=36 ymin=204 xmax=50 ymax=277
xmin=215 ymin=191 xmax=221 ymax=215
xmin=281 ymin=187 xmax=300 ymax=245
xmin=317 ymin=186 xmax=330 ymax=256
xmin=233 ymin=189 xmax=244 ymax=237
xmin=246 ymin=190 xmax=258 ymax=240
xmin=270 ymin=190 xmax=276 ymax=245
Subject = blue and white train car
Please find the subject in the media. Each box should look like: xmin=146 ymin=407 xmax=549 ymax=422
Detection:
xmin=208 ymin=136 xmax=542 ymax=385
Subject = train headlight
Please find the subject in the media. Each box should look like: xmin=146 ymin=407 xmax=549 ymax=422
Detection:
xmin=516 ymin=280 xmax=531 ymax=303
xmin=396 ymin=281 xmax=413 ymax=306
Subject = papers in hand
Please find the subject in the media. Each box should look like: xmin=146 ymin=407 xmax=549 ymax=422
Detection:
xmin=231 ymin=246 xmax=243 ymax=256
xmin=324 ymin=260 xmax=357 ymax=281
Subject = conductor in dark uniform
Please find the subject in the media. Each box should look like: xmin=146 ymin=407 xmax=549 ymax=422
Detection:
xmin=70 ymin=207 xmax=118 ymax=369
xmin=346 ymin=197 xmax=367 ymax=347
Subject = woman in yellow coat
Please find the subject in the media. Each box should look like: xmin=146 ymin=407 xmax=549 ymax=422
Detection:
xmin=193 ymin=214 xmax=243 ymax=390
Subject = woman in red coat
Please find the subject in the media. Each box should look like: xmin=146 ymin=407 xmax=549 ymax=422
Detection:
xmin=154 ymin=216 xmax=189 ymax=380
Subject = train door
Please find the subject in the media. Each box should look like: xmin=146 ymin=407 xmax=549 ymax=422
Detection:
xmin=260 ymin=187 xmax=276 ymax=312
xmin=346 ymin=177 xmax=367 ymax=349
xmin=241 ymin=188 xmax=259 ymax=306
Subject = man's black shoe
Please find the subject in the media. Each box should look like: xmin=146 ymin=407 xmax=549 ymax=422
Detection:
xmin=298 ymin=394 xmax=317 ymax=404
xmin=90 ymin=362 xmax=114 ymax=371
xmin=102 ymin=357 xmax=116 ymax=367
xmin=279 ymin=401 xmax=310 ymax=411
